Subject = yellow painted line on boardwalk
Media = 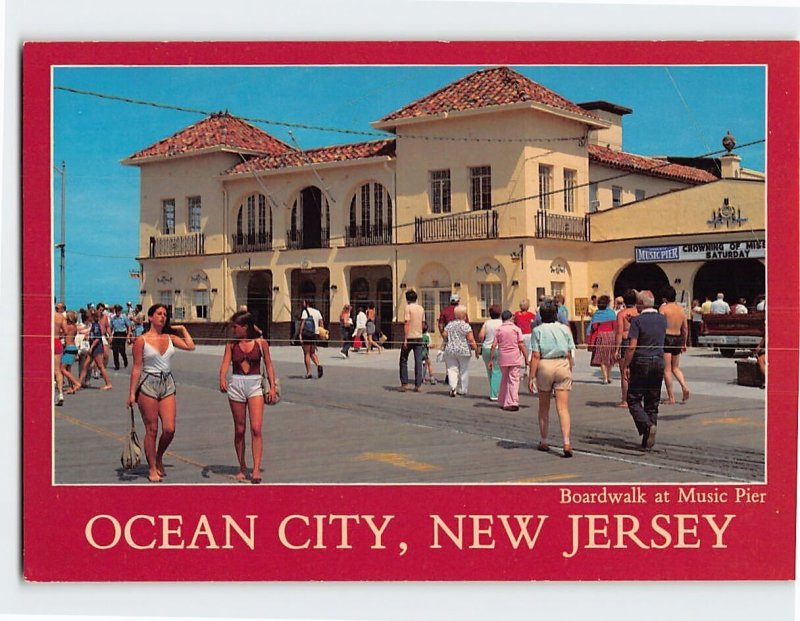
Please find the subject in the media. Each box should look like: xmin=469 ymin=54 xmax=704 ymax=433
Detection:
xmin=355 ymin=452 xmax=441 ymax=472
xmin=514 ymin=473 xmax=579 ymax=483
xmin=702 ymin=416 xmax=760 ymax=427
xmin=55 ymin=411 xmax=212 ymax=472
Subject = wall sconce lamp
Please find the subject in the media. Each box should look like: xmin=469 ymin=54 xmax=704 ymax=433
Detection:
xmin=399 ymin=282 xmax=407 ymax=289
xmin=674 ymin=278 xmax=682 ymax=284
xmin=453 ymin=282 xmax=461 ymax=288
xmin=272 ymin=286 xmax=280 ymax=293
xmin=210 ymin=288 xmax=218 ymax=294
xmin=173 ymin=289 xmax=182 ymax=295
xmin=329 ymin=284 xmax=338 ymax=292
xmin=511 ymin=280 xmax=519 ymax=287
xmin=591 ymin=283 xmax=599 ymax=289
xmin=140 ymin=290 xmax=146 ymax=295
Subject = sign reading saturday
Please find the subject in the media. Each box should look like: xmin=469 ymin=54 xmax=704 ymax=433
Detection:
xmin=636 ymin=239 xmax=765 ymax=263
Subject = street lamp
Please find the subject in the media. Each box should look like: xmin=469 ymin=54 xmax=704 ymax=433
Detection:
xmin=53 ymin=161 xmax=66 ymax=305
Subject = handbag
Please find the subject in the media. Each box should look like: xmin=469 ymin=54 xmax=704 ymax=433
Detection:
xmin=318 ymin=326 xmax=330 ymax=341
xmin=120 ymin=406 xmax=142 ymax=470
xmin=258 ymin=341 xmax=280 ymax=404
xmin=587 ymin=323 xmax=599 ymax=352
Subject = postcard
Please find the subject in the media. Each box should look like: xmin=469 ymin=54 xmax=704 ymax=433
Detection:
xmin=23 ymin=40 xmax=797 ymax=581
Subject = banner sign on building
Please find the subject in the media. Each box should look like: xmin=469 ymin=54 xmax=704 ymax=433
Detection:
xmin=636 ymin=239 xmax=765 ymax=263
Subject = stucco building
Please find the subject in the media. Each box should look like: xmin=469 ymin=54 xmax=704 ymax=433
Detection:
xmin=124 ymin=67 xmax=765 ymax=344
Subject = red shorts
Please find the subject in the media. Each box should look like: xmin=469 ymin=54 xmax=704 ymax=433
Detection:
xmin=54 ymin=337 xmax=63 ymax=355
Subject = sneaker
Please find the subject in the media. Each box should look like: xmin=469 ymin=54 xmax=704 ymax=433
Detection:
xmin=339 ymin=352 xmax=347 ymax=359
xmin=413 ymin=385 xmax=423 ymax=393
xmin=449 ymin=388 xmax=456 ymax=398
xmin=56 ymin=396 xmax=64 ymax=407
xmin=317 ymin=365 xmax=324 ymax=378
xmin=430 ymin=378 xmax=437 ymax=385
xmin=305 ymin=374 xmax=313 ymax=379
xmin=646 ymin=424 xmax=657 ymax=449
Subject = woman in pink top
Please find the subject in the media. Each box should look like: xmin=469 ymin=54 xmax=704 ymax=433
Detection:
xmin=488 ymin=310 xmax=527 ymax=411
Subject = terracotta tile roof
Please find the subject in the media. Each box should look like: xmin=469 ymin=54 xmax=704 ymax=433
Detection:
xmin=227 ymin=139 xmax=396 ymax=174
xmin=377 ymin=66 xmax=601 ymax=126
xmin=125 ymin=112 xmax=294 ymax=162
xmin=588 ymin=144 xmax=718 ymax=184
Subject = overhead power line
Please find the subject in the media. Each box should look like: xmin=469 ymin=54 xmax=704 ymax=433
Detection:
xmin=55 ymin=85 xmax=587 ymax=145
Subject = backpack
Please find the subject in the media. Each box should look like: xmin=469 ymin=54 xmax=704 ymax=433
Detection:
xmin=301 ymin=311 xmax=316 ymax=337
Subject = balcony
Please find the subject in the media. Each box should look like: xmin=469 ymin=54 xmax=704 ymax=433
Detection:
xmin=286 ymin=227 xmax=330 ymax=250
xmin=231 ymin=232 xmax=272 ymax=253
xmin=149 ymin=232 xmax=205 ymax=258
xmin=345 ymin=223 xmax=392 ymax=247
xmin=535 ymin=210 xmax=590 ymax=241
xmin=414 ymin=210 xmax=499 ymax=243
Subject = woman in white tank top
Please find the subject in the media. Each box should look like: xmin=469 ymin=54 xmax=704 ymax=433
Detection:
xmin=127 ymin=304 xmax=195 ymax=482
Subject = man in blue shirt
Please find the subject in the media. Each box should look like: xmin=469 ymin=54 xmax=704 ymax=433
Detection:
xmin=109 ymin=304 xmax=132 ymax=370
xmin=622 ymin=290 xmax=667 ymax=449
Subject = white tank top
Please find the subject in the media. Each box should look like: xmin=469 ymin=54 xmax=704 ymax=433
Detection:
xmin=142 ymin=337 xmax=174 ymax=373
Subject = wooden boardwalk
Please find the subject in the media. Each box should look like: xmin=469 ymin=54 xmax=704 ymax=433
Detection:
xmin=53 ymin=346 xmax=765 ymax=485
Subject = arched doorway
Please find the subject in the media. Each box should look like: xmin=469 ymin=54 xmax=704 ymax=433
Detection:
xmin=246 ymin=272 xmax=272 ymax=339
xmin=693 ymin=259 xmax=765 ymax=307
xmin=614 ymin=263 xmax=670 ymax=298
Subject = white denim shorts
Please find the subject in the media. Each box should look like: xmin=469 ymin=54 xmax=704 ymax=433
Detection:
xmin=227 ymin=374 xmax=264 ymax=403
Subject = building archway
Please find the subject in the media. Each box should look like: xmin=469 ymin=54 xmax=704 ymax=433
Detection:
xmin=614 ymin=262 xmax=670 ymax=299
xmin=246 ymin=271 xmax=272 ymax=339
xmin=693 ymin=259 xmax=765 ymax=307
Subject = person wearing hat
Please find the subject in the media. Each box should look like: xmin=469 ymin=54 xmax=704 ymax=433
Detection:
xmin=438 ymin=293 xmax=469 ymax=382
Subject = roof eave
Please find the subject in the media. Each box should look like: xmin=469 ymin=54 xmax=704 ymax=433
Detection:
xmin=120 ymin=145 xmax=278 ymax=166
xmin=220 ymin=154 xmax=396 ymax=180
xmin=372 ymin=101 xmax=610 ymax=132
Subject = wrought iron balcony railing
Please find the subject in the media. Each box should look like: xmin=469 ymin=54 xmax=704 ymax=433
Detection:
xmin=149 ymin=232 xmax=205 ymax=257
xmin=535 ymin=210 xmax=590 ymax=241
xmin=285 ymin=227 xmax=330 ymax=250
xmin=414 ymin=210 xmax=499 ymax=243
xmin=231 ymin=232 xmax=272 ymax=253
xmin=344 ymin=223 xmax=392 ymax=247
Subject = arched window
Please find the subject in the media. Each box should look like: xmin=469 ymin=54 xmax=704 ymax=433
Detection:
xmin=348 ymin=182 xmax=392 ymax=244
xmin=236 ymin=193 xmax=271 ymax=249
xmin=290 ymin=187 xmax=329 ymax=249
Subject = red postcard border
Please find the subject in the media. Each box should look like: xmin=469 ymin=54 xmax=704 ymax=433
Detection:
xmin=22 ymin=41 xmax=799 ymax=581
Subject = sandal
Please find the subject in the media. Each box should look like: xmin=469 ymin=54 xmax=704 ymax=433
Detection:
xmin=537 ymin=441 xmax=550 ymax=452
xmin=562 ymin=443 xmax=573 ymax=458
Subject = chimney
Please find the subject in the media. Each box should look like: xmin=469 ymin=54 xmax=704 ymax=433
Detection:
xmin=578 ymin=101 xmax=632 ymax=151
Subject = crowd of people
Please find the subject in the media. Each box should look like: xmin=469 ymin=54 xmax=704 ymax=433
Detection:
xmin=53 ymin=285 xmax=765 ymax=480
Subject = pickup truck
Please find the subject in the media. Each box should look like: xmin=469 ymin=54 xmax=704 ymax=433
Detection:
xmin=697 ymin=311 xmax=765 ymax=357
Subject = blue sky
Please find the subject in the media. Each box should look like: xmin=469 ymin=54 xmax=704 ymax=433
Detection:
xmin=52 ymin=65 xmax=766 ymax=309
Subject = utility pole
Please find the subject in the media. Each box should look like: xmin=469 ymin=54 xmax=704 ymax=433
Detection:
xmin=54 ymin=161 xmax=66 ymax=304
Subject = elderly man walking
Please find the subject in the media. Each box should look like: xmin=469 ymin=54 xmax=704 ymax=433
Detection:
xmin=622 ymin=290 xmax=667 ymax=449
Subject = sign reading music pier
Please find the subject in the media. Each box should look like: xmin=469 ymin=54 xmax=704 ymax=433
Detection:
xmin=635 ymin=239 xmax=765 ymax=263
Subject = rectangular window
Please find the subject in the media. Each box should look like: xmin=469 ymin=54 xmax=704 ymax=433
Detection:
xmin=479 ymin=283 xmax=502 ymax=318
xmin=430 ymin=170 xmax=451 ymax=214
xmin=162 ymin=199 xmax=175 ymax=234
xmin=159 ymin=290 xmax=174 ymax=318
xmin=539 ymin=165 xmax=553 ymax=210
xmin=635 ymin=189 xmax=646 ymax=202
xmin=469 ymin=166 xmax=492 ymax=211
xmin=536 ymin=287 xmax=546 ymax=302
xmin=612 ymin=185 xmax=623 ymax=208
xmin=563 ymin=169 xmax=577 ymax=213
xmin=193 ymin=289 xmax=209 ymax=320
xmin=550 ymin=281 xmax=565 ymax=298
xmin=588 ymin=182 xmax=599 ymax=212
xmin=188 ymin=196 xmax=201 ymax=232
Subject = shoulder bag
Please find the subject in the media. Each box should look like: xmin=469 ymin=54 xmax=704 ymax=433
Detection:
xmin=120 ymin=406 xmax=142 ymax=470
xmin=258 ymin=340 xmax=280 ymax=404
